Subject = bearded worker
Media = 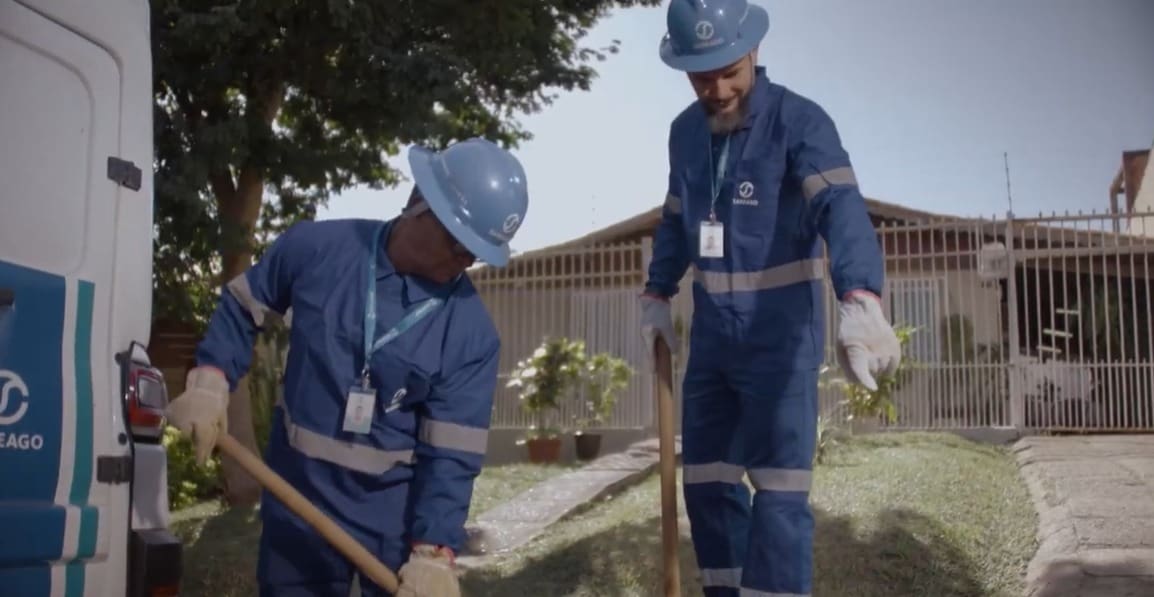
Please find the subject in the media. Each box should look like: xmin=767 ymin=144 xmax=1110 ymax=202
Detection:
xmin=639 ymin=2 xmax=902 ymax=596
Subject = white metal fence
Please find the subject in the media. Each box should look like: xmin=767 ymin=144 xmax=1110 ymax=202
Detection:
xmin=475 ymin=209 xmax=1154 ymax=433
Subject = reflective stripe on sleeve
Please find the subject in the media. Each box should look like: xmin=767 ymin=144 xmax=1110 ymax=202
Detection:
xmin=227 ymin=273 xmax=277 ymax=327
xmin=802 ymin=166 xmax=858 ymax=201
xmin=419 ymin=419 xmax=489 ymax=455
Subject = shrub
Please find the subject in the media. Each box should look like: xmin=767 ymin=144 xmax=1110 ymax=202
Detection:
xmin=163 ymin=426 xmax=221 ymax=510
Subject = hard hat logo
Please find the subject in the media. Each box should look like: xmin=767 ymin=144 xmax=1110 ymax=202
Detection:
xmin=502 ymin=213 xmax=521 ymax=235
xmin=694 ymin=20 xmax=714 ymax=41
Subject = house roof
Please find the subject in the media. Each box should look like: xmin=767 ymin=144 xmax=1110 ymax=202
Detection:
xmin=534 ymin=196 xmax=957 ymax=252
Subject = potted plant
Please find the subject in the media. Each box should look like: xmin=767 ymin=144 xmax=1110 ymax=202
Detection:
xmin=572 ymin=351 xmax=632 ymax=461
xmin=506 ymin=337 xmax=586 ymax=463
xmin=826 ymin=324 xmax=917 ymax=434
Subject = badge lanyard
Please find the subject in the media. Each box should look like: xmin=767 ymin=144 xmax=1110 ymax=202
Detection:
xmin=708 ymin=133 xmax=732 ymax=222
xmin=361 ymin=223 xmax=444 ymax=389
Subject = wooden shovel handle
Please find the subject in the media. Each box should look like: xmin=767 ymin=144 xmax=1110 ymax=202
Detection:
xmin=653 ymin=338 xmax=682 ymax=596
xmin=215 ymin=433 xmax=400 ymax=592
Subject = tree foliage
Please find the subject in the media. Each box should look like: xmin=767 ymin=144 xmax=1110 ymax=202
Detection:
xmin=149 ymin=0 xmax=662 ymax=503
xmin=152 ymin=0 xmax=662 ymax=322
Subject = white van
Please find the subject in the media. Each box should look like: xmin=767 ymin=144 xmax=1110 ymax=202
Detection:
xmin=1 ymin=0 xmax=184 ymax=595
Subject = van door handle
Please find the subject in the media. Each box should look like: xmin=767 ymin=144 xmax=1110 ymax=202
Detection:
xmin=0 ymin=289 xmax=12 ymax=308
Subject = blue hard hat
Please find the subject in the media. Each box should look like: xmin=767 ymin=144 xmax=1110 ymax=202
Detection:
xmin=659 ymin=0 xmax=769 ymax=73
xmin=408 ymin=138 xmax=529 ymax=267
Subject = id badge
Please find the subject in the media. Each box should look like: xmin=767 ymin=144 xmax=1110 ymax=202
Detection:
xmin=342 ymin=385 xmax=376 ymax=434
xmin=699 ymin=221 xmax=724 ymax=258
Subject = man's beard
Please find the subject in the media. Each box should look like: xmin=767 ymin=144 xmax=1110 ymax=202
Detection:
xmin=706 ymin=94 xmax=749 ymax=134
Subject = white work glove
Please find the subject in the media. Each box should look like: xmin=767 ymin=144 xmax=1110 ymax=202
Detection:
xmin=639 ymin=293 xmax=677 ymax=360
xmin=396 ymin=544 xmax=460 ymax=597
xmin=836 ymin=291 xmax=901 ymax=392
xmin=164 ymin=366 xmax=230 ymax=465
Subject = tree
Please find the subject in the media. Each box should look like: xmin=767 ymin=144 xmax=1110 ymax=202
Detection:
xmin=151 ymin=0 xmax=662 ymax=504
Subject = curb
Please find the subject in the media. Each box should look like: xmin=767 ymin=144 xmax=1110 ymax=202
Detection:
xmin=1013 ymin=439 xmax=1085 ymax=597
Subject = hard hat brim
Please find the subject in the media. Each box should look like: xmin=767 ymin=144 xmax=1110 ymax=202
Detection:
xmin=659 ymin=4 xmax=769 ymax=73
xmin=408 ymin=146 xmax=512 ymax=267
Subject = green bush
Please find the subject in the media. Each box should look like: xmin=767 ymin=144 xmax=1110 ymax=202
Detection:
xmin=163 ymin=426 xmax=221 ymax=511
xmin=821 ymin=324 xmax=918 ymax=426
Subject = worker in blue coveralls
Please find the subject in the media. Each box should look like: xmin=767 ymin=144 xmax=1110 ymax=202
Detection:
xmin=639 ymin=1 xmax=903 ymax=596
xmin=163 ymin=137 xmax=530 ymax=597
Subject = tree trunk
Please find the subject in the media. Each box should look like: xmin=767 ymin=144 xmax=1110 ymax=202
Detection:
xmin=207 ymin=82 xmax=286 ymax=507
xmin=211 ymin=164 xmax=272 ymax=507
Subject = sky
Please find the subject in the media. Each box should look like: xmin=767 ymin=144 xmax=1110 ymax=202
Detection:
xmin=316 ymin=0 xmax=1154 ymax=255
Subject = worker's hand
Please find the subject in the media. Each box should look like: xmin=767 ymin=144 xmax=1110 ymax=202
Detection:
xmin=164 ymin=366 xmax=230 ymax=465
xmin=639 ymin=293 xmax=678 ymax=358
xmin=396 ymin=544 xmax=460 ymax=597
xmin=836 ymin=291 xmax=901 ymax=392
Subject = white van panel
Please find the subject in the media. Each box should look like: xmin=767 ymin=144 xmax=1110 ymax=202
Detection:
xmin=0 ymin=12 xmax=105 ymax=274
xmin=0 ymin=1 xmax=155 ymax=596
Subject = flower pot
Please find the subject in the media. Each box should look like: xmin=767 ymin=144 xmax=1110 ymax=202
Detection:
xmin=526 ymin=437 xmax=562 ymax=463
xmin=574 ymin=432 xmax=602 ymax=461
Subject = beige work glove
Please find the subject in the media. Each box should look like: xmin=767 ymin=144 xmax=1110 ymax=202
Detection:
xmin=164 ymin=366 xmax=230 ymax=465
xmin=396 ymin=544 xmax=460 ymax=597
xmin=836 ymin=291 xmax=902 ymax=392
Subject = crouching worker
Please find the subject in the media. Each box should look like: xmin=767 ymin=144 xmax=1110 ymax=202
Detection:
xmin=164 ymin=138 xmax=530 ymax=597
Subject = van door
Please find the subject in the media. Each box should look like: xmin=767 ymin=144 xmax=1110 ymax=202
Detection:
xmin=0 ymin=0 xmax=130 ymax=594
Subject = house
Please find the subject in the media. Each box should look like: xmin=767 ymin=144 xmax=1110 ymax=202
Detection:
xmin=471 ymin=188 xmax=1154 ymax=437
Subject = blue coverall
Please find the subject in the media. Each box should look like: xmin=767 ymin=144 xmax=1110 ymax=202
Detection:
xmin=196 ymin=218 xmax=499 ymax=596
xmin=645 ymin=67 xmax=885 ymax=596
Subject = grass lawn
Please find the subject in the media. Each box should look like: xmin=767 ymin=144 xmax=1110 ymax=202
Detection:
xmin=168 ymin=461 xmax=574 ymax=597
xmin=460 ymin=432 xmax=1039 ymax=597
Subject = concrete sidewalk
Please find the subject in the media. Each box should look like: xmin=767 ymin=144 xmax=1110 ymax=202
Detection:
xmin=457 ymin=436 xmax=681 ymax=569
xmin=1014 ymin=435 xmax=1154 ymax=597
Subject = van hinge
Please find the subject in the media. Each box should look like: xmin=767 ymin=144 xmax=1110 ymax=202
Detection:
xmin=97 ymin=454 xmax=133 ymax=484
xmin=107 ymin=156 xmax=142 ymax=191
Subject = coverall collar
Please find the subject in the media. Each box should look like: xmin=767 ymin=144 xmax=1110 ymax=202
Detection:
xmin=735 ymin=65 xmax=771 ymax=131
xmin=375 ymin=218 xmax=456 ymax=304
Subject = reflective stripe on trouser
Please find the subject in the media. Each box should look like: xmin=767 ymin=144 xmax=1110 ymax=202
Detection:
xmin=681 ymin=362 xmax=818 ymax=597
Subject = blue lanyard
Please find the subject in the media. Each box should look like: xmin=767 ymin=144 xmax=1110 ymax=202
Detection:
xmin=708 ymin=133 xmax=732 ymax=221
xmin=361 ymin=224 xmax=444 ymax=385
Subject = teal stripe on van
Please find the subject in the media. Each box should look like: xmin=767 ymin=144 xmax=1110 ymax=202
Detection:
xmin=65 ymin=280 xmax=95 ymax=596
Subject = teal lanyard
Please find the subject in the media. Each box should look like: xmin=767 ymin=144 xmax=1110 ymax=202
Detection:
xmin=361 ymin=223 xmax=444 ymax=386
xmin=708 ymin=133 xmax=732 ymax=221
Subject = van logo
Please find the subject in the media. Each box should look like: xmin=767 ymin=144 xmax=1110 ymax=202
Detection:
xmin=0 ymin=369 xmax=43 ymax=452
xmin=0 ymin=370 xmax=29 ymax=426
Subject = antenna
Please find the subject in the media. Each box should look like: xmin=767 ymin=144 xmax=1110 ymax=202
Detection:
xmin=1003 ymin=152 xmax=1015 ymax=216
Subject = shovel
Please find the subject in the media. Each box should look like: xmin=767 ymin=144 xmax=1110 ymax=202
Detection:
xmin=652 ymin=338 xmax=682 ymax=597
xmin=215 ymin=433 xmax=400 ymax=593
